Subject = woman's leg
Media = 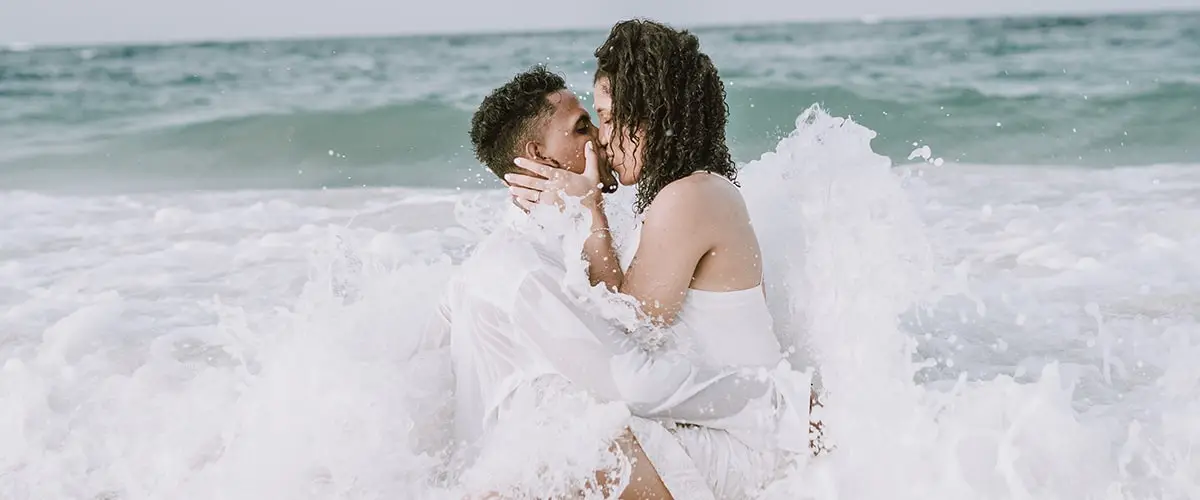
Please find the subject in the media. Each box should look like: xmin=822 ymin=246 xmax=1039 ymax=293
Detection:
xmin=593 ymin=428 xmax=674 ymax=500
xmin=474 ymin=428 xmax=672 ymax=500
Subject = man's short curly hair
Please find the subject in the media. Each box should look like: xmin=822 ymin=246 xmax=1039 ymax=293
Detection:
xmin=469 ymin=65 xmax=567 ymax=179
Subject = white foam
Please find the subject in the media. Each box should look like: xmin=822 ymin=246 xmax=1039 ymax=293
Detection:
xmin=2 ymin=111 xmax=1199 ymax=498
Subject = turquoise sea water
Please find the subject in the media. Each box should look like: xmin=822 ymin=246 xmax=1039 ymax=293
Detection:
xmin=2 ymin=12 xmax=1197 ymax=191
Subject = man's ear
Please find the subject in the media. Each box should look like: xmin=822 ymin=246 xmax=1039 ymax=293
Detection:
xmin=522 ymin=140 xmax=543 ymax=161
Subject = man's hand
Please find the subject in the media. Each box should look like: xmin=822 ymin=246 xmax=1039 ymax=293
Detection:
xmin=506 ymin=141 xmax=605 ymax=212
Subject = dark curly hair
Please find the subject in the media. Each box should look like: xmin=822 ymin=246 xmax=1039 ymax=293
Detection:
xmin=469 ymin=65 xmax=566 ymax=179
xmin=594 ymin=19 xmax=737 ymax=213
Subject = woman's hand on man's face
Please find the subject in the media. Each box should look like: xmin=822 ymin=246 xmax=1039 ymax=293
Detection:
xmin=506 ymin=141 xmax=605 ymax=212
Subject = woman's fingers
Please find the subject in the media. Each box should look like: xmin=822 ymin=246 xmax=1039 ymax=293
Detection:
xmin=583 ymin=141 xmax=600 ymax=184
xmin=513 ymin=157 xmax=555 ymax=178
xmin=510 ymin=195 xmax=529 ymax=213
xmin=508 ymin=185 xmax=540 ymax=202
xmin=503 ymin=173 xmax=549 ymax=191
xmin=514 ymin=197 xmax=537 ymax=212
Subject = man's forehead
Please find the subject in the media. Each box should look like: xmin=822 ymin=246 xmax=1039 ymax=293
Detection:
xmin=545 ymin=89 xmax=585 ymax=117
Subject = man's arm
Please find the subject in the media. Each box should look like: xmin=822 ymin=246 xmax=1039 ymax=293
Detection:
xmin=418 ymin=275 xmax=461 ymax=350
xmin=512 ymin=269 xmax=784 ymax=429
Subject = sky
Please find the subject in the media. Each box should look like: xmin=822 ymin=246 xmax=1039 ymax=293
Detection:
xmin=4 ymin=0 xmax=1199 ymax=46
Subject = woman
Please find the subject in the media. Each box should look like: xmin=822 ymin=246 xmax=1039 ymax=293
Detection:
xmin=506 ymin=19 xmax=817 ymax=500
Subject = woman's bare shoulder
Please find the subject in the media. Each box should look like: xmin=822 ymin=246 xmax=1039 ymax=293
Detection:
xmin=643 ymin=173 xmax=744 ymax=227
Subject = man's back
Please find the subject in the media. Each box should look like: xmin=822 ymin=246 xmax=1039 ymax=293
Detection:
xmin=437 ymin=214 xmax=565 ymax=445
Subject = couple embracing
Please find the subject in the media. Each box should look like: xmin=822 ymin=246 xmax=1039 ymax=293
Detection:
xmin=423 ymin=19 xmax=826 ymax=500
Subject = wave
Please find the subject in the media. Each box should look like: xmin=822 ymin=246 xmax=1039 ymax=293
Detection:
xmin=726 ymin=82 xmax=1200 ymax=168
xmin=0 ymin=101 xmax=480 ymax=191
xmin=2 ymin=42 xmax=35 ymax=53
xmin=2 ymin=80 xmax=1197 ymax=192
xmin=131 ymin=101 xmax=473 ymax=167
xmin=6 ymin=105 xmax=1197 ymax=498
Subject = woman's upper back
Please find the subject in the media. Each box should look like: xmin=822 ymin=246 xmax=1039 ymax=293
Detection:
xmin=647 ymin=171 xmax=764 ymax=293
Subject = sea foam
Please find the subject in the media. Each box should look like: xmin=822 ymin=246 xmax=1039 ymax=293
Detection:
xmin=2 ymin=108 xmax=1198 ymax=499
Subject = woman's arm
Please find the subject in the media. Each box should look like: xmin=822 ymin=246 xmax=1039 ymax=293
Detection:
xmin=507 ymin=145 xmax=713 ymax=327
xmin=581 ymin=205 xmax=624 ymax=292
xmin=600 ymin=185 xmax=713 ymax=326
xmin=571 ymin=189 xmax=711 ymax=326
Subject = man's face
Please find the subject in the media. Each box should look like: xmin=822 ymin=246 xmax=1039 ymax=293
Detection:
xmin=532 ymin=89 xmax=617 ymax=192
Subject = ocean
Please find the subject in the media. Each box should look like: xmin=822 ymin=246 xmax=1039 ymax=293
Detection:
xmin=2 ymin=11 xmax=1199 ymax=500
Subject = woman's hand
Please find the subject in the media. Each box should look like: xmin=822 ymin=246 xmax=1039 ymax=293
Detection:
xmin=506 ymin=141 xmax=605 ymax=212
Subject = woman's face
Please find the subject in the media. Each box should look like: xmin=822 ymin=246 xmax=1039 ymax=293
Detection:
xmin=593 ymin=76 xmax=643 ymax=186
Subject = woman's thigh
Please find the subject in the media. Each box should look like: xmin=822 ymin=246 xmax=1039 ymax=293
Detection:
xmin=671 ymin=426 xmax=778 ymax=500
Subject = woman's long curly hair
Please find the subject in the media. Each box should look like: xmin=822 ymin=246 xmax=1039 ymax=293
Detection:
xmin=594 ymin=19 xmax=737 ymax=213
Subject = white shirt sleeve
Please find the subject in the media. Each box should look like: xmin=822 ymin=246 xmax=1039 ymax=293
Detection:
xmin=510 ymin=268 xmax=782 ymax=431
xmin=419 ymin=273 xmax=461 ymax=351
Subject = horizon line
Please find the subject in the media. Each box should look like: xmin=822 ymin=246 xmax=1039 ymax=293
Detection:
xmin=6 ymin=6 xmax=1197 ymax=50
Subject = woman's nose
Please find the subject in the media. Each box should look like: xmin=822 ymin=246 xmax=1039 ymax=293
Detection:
xmin=595 ymin=125 xmax=611 ymax=146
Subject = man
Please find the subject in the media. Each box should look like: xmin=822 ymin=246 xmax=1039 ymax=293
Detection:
xmin=424 ymin=66 xmax=812 ymax=499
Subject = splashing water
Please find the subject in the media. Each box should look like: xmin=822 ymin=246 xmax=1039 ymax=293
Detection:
xmin=2 ymin=107 xmax=1198 ymax=499
xmin=747 ymin=108 xmax=1200 ymax=500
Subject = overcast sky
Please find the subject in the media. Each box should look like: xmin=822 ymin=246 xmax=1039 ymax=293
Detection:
xmin=4 ymin=0 xmax=1199 ymax=46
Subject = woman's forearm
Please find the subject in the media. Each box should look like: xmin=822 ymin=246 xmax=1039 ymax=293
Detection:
xmin=583 ymin=203 xmax=624 ymax=291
